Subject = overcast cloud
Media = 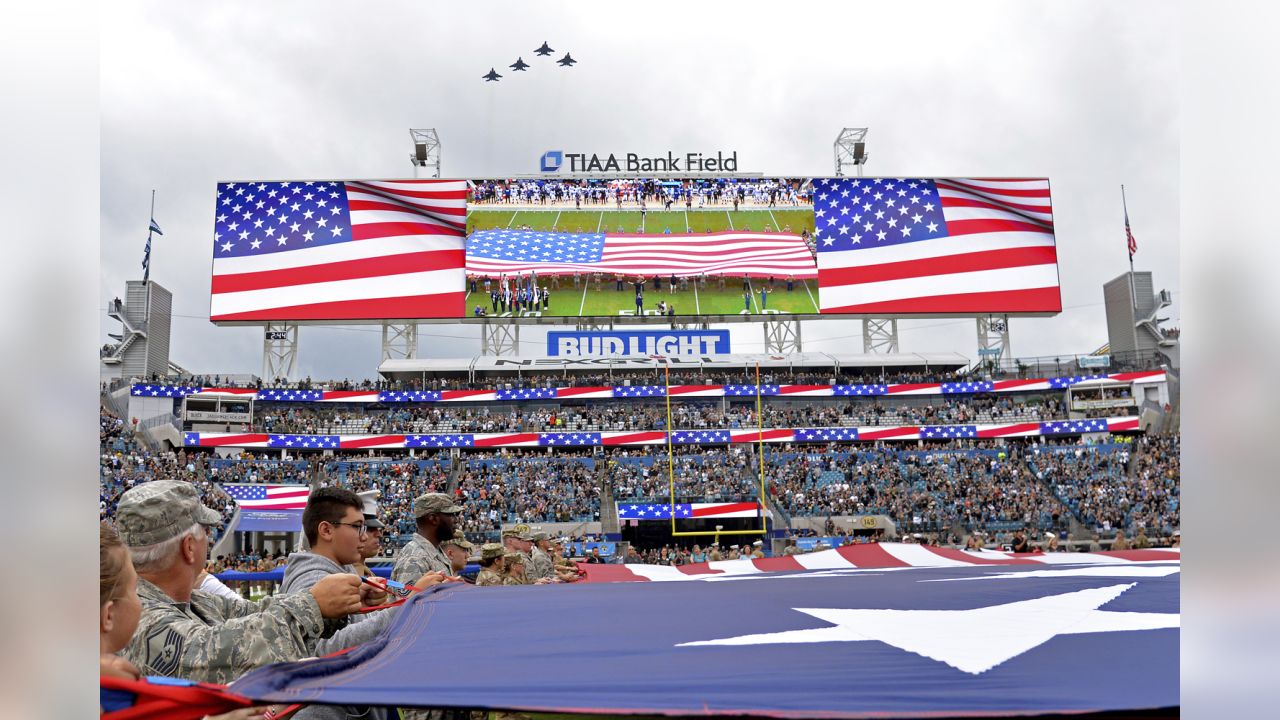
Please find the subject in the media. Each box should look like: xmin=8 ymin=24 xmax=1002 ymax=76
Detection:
xmin=99 ymin=0 xmax=1178 ymax=380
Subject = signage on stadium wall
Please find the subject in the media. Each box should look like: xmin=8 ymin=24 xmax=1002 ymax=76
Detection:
xmin=185 ymin=410 xmax=253 ymax=423
xmin=1078 ymin=355 xmax=1113 ymax=368
xmin=1070 ymin=398 xmax=1134 ymax=410
xmin=540 ymin=150 xmax=740 ymax=173
xmin=548 ymin=330 xmax=730 ymax=357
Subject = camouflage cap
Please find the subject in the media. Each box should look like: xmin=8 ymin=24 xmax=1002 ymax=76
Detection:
xmin=442 ymin=535 xmax=473 ymax=550
xmin=531 ymin=530 xmax=550 ymax=542
xmin=413 ymin=492 xmax=463 ymax=518
xmin=480 ymin=542 xmax=505 ymax=560
xmin=501 ymin=527 xmax=534 ymax=541
xmin=115 ymin=480 xmax=223 ymax=547
xmin=503 ymin=551 xmax=526 ymax=565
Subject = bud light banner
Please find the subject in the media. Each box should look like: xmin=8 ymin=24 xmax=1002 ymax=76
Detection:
xmin=548 ymin=330 xmax=730 ymax=357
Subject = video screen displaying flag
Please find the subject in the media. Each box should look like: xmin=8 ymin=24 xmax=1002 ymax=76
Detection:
xmin=210 ymin=177 xmax=1059 ymax=322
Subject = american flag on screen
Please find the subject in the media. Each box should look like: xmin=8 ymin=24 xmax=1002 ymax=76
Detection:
xmin=219 ymin=484 xmax=311 ymax=510
xmin=466 ymin=230 xmax=818 ymax=278
xmin=211 ymin=180 xmax=467 ymax=321
xmin=812 ymin=178 xmax=1061 ymax=314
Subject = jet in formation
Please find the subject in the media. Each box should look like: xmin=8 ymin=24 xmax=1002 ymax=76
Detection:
xmin=483 ymin=68 xmax=502 ymax=82
xmin=510 ymin=57 xmax=530 ymax=71
xmin=557 ymin=53 xmax=577 ymax=67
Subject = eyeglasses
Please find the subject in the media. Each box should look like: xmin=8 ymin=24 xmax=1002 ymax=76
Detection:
xmin=331 ymin=521 xmax=368 ymax=536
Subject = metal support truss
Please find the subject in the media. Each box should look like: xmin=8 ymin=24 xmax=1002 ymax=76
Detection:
xmin=381 ymin=323 xmax=418 ymax=362
xmin=762 ymin=317 xmax=802 ymax=354
xmin=262 ymin=323 xmax=299 ymax=382
xmin=862 ymin=319 xmax=899 ymax=354
xmin=409 ymin=128 xmax=441 ymax=179
xmin=976 ymin=315 xmax=1011 ymax=374
xmin=833 ymin=127 xmax=869 ymax=177
xmin=575 ymin=319 xmax=613 ymax=332
xmin=481 ymin=322 xmax=520 ymax=357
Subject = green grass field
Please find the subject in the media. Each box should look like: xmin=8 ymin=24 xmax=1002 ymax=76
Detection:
xmin=466 ymin=277 xmax=819 ymax=318
xmin=468 ymin=208 xmax=816 ymax=235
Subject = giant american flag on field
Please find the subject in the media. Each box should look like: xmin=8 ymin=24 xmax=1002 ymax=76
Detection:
xmin=465 ymin=229 xmax=818 ymax=278
xmin=211 ymin=180 xmax=467 ymax=321
xmin=812 ymin=178 xmax=1061 ymax=314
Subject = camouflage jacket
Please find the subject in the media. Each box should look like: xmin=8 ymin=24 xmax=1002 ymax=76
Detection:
xmin=474 ymin=568 xmax=504 ymax=586
xmin=125 ymin=577 xmax=324 ymax=684
xmin=391 ymin=533 xmax=451 ymax=584
xmin=528 ymin=546 xmax=554 ymax=581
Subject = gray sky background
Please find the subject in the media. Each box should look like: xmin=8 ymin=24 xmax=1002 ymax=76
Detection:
xmin=99 ymin=0 xmax=1178 ymax=380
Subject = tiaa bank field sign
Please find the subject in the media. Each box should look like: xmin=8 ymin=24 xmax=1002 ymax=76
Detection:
xmin=548 ymin=330 xmax=730 ymax=357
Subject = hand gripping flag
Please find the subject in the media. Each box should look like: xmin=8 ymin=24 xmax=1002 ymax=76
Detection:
xmin=229 ymin=545 xmax=1179 ymax=717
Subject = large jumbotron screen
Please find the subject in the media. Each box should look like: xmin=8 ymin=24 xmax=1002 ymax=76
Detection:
xmin=209 ymin=177 xmax=1060 ymax=324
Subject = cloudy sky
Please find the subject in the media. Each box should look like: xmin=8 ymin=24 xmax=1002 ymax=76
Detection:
xmin=99 ymin=0 xmax=1178 ymax=380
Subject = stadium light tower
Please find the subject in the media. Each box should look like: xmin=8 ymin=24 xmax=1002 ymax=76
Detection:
xmin=409 ymin=128 xmax=441 ymax=179
xmin=834 ymin=128 xmax=897 ymax=353
xmin=833 ymin=128 xmax=869 ymax=178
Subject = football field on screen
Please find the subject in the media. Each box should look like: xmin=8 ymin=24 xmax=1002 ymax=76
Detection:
xmin=467 ymin=208 xmax=816 ymax=234
xmin=465 ymin=277 xmax=820 ymax=318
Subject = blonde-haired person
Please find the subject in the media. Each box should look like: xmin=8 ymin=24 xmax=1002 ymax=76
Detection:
xmin=100 ymin=522 xmax=270 ymax=718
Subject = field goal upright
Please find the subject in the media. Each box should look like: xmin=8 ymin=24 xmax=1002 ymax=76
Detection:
xmin=667 ymin=362 xmax=770 ymax=539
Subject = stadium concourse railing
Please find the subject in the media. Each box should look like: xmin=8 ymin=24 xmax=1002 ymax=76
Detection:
xmin=971 ymin=349 xmax=1171 ymax=380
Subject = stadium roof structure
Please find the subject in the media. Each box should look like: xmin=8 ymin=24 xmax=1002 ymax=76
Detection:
xmin=378 ymin=351 xmax=970 ymax=380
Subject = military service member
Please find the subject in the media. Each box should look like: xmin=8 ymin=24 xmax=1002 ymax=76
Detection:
xmin=502 ymin=551 xmax=528 ymax=585
xmin=392 ymin=492 xmax=464 ymax=584
xmin=115 ymin=480 xmax=367 ymax=684
xmin=440 ymin=533 xmax=473 ymax=576
xmin=527 ymin=530 xmax=555 ymax=582
xmin=474 ymin=543 xmax=506 ymax=586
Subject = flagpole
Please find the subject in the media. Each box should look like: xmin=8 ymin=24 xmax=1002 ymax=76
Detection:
xmin=1122 ymin=185 xmax=1136 ymax=309
xmin=143 ymin=189 xmax=156 ymax=283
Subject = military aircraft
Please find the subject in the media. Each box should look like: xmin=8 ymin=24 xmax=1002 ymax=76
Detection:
xmin=483 ymin=68 xmax=502 ymax=82
xmin=534 ymin=42 xmax=554 ymax=57
xmin=557 ymin=53 xmax=577 ymax=67
xmin=510 ymin=57 xmax=530 ymax=71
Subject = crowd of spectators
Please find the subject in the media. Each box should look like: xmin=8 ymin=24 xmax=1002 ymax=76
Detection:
xmin=608 ymin=446 xmax=756 ymax=502
xmin=455 ymin=450 xmax=601 ymax=533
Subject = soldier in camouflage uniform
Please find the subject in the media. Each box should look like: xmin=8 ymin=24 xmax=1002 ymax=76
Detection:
xmin=501 ymin=525 xmax=536 ymax=581
xmin=392 ymin=492 xmax=464 ymax=585
xmin=502 ymin=551 xmax=528 ymax=585
xmin=474 ymin=543 xmax=506 ymax=586
xmin=115 ymin=480 xmax=367 ymax=684
xmin=439 ymin=533 xmax=473 ymax=576
xmin=527 ymin=530 xmax=556 ymax=582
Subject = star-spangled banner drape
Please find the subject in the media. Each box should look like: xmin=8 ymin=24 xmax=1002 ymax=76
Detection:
xmin=228 ymin=549 xmax=1178 ymax=717
xmin=131 ymin=369 xmax=1165 ymax=403
xmin=466 ymin=230 xmax=818 ymax=278
xmin=211 ymin=180 xmax=467 ymax=321
xmin=182 ymin=416 xmax=1136 ymax=449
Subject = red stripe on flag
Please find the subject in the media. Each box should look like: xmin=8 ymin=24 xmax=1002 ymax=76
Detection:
xmin=578 ymin=564 xmax=649 ymax=583
xmin=937 ymin=180 xmax=1053 ymax=198
xmin=210 ymin=250 xmax=464 ymax=293
xmin=817 ymin=247 xmax=1058 ymax=287
xmin=211 ymin=292 xmax=466 ymax=321
xmin=690 ymin=502 xmax=760 ymax=518
xmin=602 ymin=432 xmax=668 ymax=445
xmin=348 ymin=182 xmax=469 ymax=203
xmin=885 ymin=384 xmax=941 ymax=394
xmin=1099 ymin=550 xmax=1182 ymax=562
xmin=731 ymin=429 xmax=794 ymax=442
xmin=321 ymin=390 xmax=381 ymax=400
xmin=945 ymin=218 xmax=1055 ymax=236
xmin=1108 ymin=418 xmax=1141 ymax=431
xmin=938 ymin=194 xmax=1056 ymax=221
xmin=991 ymin=379 xmax=1050 ymax=391
xmin=820 ymin=286 xmax=1062 ymax=315
xmin=440 ymin=390 xmax=494 ymax=400
xmin=752 ymin=556 xmax=805 ymax=572
xmin=976 ymin=423 xmax=1042 ymax=438
xmin=201 ymin=388 xmax=257 ymax=395
xmin=339 ymin=435 xmax=406 ymax=449
xmin=834 ymin=543 xmax=911 ymax=567
xmin=472 ymin=433 xmax=540 ymax=447
xmin=198 ymin=434 xmax=271 ymax=447
xmin=777 ymin=385 xmax=831 ymax=394
xmin=858 ymin=426 xmax=920 ymax=441
xmin=676 ymin=563 xmax=721 ymax=576
xmin=350 ymin=222 xmax=466 ymax=241
xmin=668 ymin=385 xmax=721 ymax=395
xmin=557 ymin=386 xmax=614 ymax=397
xmin=1109 ymin=371 xmax=1165 ymax=382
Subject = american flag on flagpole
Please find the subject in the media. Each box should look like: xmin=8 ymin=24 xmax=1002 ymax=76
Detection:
xmin=812 ymin=178 xmax=1061 ymax=314
xmin=466 ymin=230 xmax=817 ymax=278
xmin=210 ymin=180 xmax=467 ymax=321
xmin=219 ymin=484 xmax=311 ymax=510
xmin=1125 ymin=206 xmax=1137 ymax=259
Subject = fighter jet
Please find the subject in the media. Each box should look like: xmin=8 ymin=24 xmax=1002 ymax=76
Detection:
xmin=534 ymin=42 xmax=554 ymax=57
xmin=509 ymin=57 xmax=530 ymax=72
xmin=557 ymin=53 xmax=577 ymax=67
xmin=483 ymin=68 xmax=502 ymax=82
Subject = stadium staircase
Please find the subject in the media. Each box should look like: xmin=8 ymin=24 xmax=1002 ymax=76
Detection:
xmin=747 ymin=448 xmax=788 ymax=531
xmin=445 ymin=457 xmax=463 ymax=495
xmin=598 ymin=461 xmax=620 ymax=535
